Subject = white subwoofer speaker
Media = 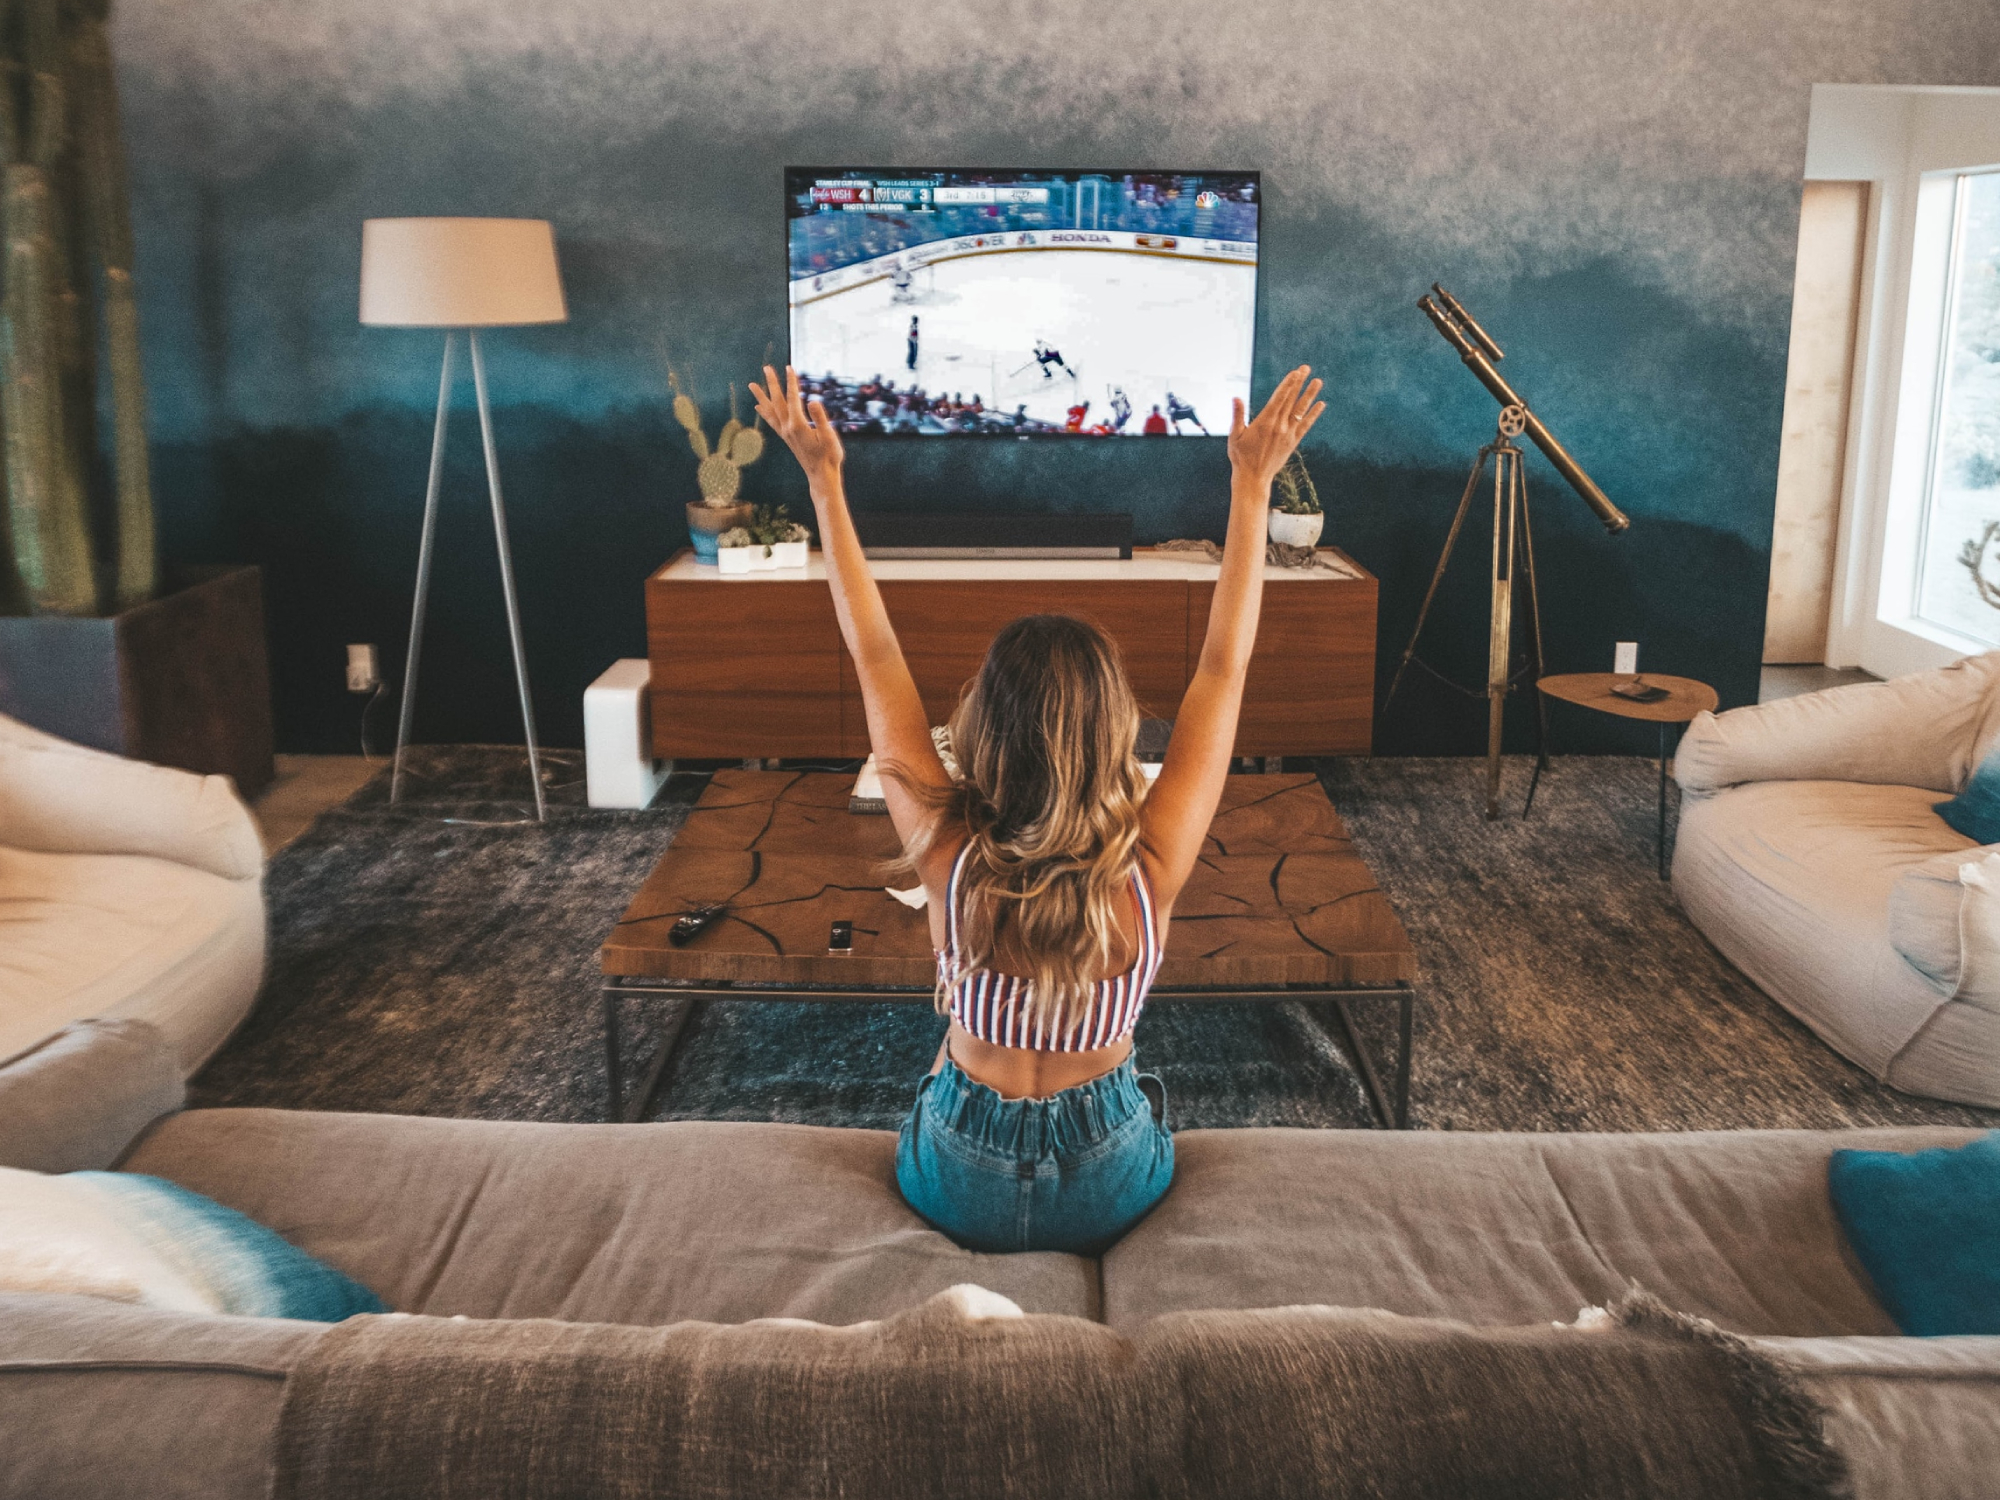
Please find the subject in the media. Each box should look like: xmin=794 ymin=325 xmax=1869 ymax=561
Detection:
xmin=584 ymin=659 xmax=670 ymax=809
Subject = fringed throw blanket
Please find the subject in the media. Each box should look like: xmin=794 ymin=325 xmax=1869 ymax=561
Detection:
xmin=275 ymin=1287 xmax=1847 ymax=1500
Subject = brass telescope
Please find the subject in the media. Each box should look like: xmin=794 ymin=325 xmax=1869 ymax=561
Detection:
xmin=1385 ymin=284 xmax=1631 ymax=818
xmin=1417 ymin=286 xmax=1628 ymax=533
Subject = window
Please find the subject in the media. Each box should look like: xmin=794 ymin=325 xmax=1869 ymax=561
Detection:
xmin=1916 ymin=169 xmax=2000 ymax=646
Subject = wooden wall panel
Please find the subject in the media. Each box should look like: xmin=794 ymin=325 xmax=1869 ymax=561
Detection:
xmin=1766 ymin=180 xmax=1867 ymax=664
xmin=646 ymin=571 xmax=844 ymax=756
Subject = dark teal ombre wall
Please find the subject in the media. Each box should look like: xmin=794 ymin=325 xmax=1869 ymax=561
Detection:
xmin=114 ymin=2 xmax=2000 ymax=754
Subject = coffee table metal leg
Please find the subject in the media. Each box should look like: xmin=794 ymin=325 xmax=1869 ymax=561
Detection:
xmin=602 ymin=986 xmax=624 ymax=1123
xmin=1328 ymin=997 xmax=1396 ymax=1130
xmin=1657 ymin=721 xmax=1669 ymax=881
xmin=603 ymin=984 xmax=703 ymax=1123
xmin=622 ymin=998 xmax=699 ymax=1124
xmin=1395 ymin=990 xmax=1414 ymax=1130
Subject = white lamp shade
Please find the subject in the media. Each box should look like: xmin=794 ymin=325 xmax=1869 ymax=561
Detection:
xmin=359 ymin=217 xmax=567 ymax=327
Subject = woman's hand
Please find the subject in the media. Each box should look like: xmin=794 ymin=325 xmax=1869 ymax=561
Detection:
xmin=1227 ymin=365 xmax=1325 ymax=493
xmin=748 ymin=365 xmax=845 ymax=495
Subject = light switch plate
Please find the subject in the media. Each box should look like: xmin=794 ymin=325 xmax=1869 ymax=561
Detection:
xmin=1613 ymin=641 xmax=1638 ymax=676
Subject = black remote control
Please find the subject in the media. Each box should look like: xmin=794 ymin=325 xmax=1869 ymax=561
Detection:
xmin=668 ymin=906 xmax=725 ymax=946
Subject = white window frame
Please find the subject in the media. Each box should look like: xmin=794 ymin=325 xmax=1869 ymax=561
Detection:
xmin=1813 ymin=85 xmax=2000 ymax=676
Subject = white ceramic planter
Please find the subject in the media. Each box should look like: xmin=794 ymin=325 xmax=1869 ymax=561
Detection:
xmin=1268 ymin=509 xmax=1324 ymax=548
xmin=716 ymin=539 xmax=810 ymax=574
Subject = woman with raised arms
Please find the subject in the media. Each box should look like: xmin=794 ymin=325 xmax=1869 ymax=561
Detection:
xmin=748 ymin=363 xmax=1324 ymax=1252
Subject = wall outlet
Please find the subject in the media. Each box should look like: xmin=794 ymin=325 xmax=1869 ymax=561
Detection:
xmin=1614 ymin=641 xmax=1639 ymax=676
xmin=346 ymin=643 xmax=381 ymax=693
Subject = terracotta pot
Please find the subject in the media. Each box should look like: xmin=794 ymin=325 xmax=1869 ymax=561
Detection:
xmin=686 ymin=501 xmax=753 ymax=564
xmin=1267 ymin=509 xmax=1324 ymax=548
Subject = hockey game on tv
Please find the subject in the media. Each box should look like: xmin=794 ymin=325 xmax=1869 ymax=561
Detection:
xmin=786 ymin=168 xmax=1259 ymax=437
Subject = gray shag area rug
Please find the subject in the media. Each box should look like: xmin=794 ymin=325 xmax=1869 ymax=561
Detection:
xmin=190 ymin=746 xmax=2000 ymax=1134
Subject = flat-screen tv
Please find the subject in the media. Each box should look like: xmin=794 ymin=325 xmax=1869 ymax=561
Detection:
xmin=786 ymin=168 xmax=1258 ymax=437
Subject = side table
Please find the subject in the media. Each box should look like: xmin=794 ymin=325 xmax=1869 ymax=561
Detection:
xmin=1529 ymin=673 xmax=1720 ymax=878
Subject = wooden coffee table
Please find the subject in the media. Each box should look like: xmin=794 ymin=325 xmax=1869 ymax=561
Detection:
xmin=600 ymin=771 xmax=1419 ymax=1126
xmin=1531 ymin=672 xmax=1720 ymax=878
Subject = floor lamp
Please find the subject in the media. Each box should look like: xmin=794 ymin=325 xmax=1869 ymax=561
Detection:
xmin=359 ymin=218 xmax=567 ymax=821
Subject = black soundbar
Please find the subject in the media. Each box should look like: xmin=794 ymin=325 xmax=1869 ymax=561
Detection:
xmin=851 ymin=512 xmax=1132 ymax=560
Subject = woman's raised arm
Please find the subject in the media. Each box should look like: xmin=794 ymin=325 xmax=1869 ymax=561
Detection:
xmin=1140 ymin=366 xmax=1325 ymax=904
xmin=748 ymin=366 xmax=951 ymax=852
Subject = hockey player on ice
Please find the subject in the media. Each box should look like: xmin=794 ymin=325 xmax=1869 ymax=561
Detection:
xmin=1143 ymin=404 xmax=1169 ymax=435
xmin=1108 ymin=386 xmax=1132 ymax=433
xmin=906 ymin=316 xmax=920 ymax=372
xmin=889 ymin=260 xmax=914 ymax=302
xmin=1065 ymin=400 xmax=1090 ymax=433
xmin=1032 ymin=340 xmax=1074 ymax=379
xmin=1166 ymin=391 xmax=1208 ymax=435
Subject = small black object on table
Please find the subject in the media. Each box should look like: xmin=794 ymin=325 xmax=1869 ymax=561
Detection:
xmin=1529 ymin=673 xmax=1720 ymax=879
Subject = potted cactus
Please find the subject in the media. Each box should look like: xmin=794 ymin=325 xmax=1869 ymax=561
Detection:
xmin=716 ymin=505 xmax=812 ymax=575
xmin=1267 ymin=451 xmax=1325 ymax=548
xmin=0 ymin=0 xmax=272 ymax=793
xmin=673 ymin=372 xmax=767 ymax=564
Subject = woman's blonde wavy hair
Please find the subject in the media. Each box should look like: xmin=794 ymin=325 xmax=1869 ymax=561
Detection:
xmin=887 ymin=614 xmax=1148 ymax=1038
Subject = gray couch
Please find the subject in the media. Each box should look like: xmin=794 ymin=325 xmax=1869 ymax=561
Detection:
xmin=1673 ymin=653 xmax=2000 ymax=1106
xmin=2 ymin=1021 xmax=1996 ymax=1498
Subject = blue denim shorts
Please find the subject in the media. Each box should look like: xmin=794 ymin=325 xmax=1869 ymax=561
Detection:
xmin=895 ymin=1056 xmax=1175 ymax=1255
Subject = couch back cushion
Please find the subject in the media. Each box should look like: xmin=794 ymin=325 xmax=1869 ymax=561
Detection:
xmin=0 ymin=716 xmax=262 ymax=881
xmin=1101 ymin=1126 xmax=1988 ymax=1338
xmin=0 ymin=1019 xmax=182 ymax=1173
xmin=123 ymin=1109 xmax=1103 ymax=1325
xmin=1675 ymin=652 xmax=2000 ymax=797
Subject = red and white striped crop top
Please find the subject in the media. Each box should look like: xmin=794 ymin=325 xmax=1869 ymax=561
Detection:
xmin=937 ymin=842 xmax=1165 ymax=1052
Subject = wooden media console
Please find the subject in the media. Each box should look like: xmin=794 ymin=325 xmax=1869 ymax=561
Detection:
xmin=645 ymin=547 xmax=1377 ymax=759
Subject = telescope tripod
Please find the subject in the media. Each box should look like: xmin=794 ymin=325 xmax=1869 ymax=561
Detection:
xmin=1382 ymin=405 xmax=1550 ymax=820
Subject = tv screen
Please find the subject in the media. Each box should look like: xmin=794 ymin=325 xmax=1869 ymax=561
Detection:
xmin=786 ymin=168 xmax=1258 ymax=437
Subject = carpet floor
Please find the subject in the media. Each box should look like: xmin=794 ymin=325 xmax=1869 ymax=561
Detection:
xmin=191 ymin=747 xmax=2000 ymax=1134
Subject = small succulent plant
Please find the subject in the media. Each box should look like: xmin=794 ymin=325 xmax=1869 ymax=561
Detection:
xmin=719 ymin=505 xmax=811 ymax=556
xmin=670 ymin=370 xmax=766 ymax=505
xmin=1273 ymin=451 xmax=1322 ymax=515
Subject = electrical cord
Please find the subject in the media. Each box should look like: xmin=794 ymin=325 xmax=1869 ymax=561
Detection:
xmin=358 ymin=681 xmax=393 ymax=761
xmin=357 ymin=676 xmax=588 ymax=823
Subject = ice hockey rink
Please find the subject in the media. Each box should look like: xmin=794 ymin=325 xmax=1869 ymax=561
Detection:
xmin=790 ymin=247 xmax=1256 ymax=433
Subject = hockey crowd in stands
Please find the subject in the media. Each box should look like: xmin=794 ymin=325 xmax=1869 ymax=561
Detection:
xmin=801 ymin=373 xmax=1205 ymax=437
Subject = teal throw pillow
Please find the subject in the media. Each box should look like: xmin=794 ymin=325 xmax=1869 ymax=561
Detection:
xmin=1828 ymin=1132 xmax=2000 ymax=1336
xmin=1936 ymin=746 xmax=2000 ymax=844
